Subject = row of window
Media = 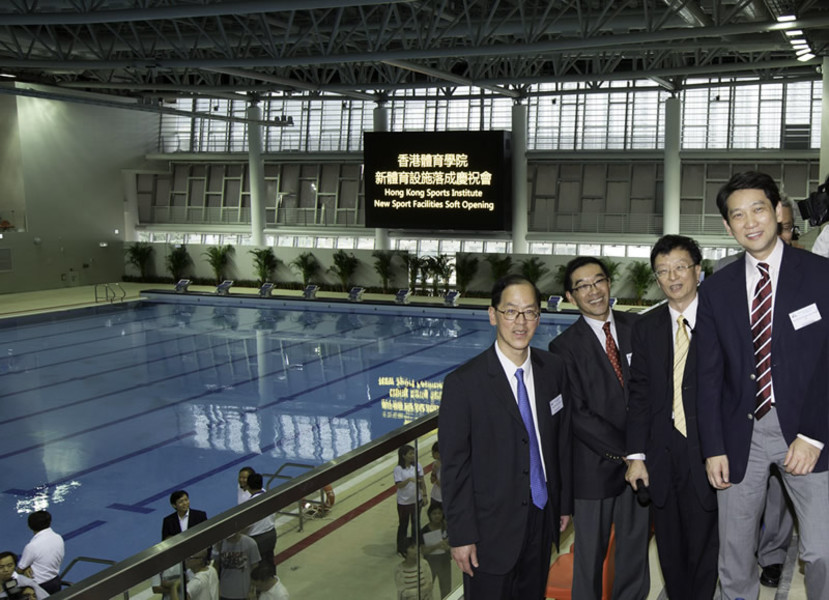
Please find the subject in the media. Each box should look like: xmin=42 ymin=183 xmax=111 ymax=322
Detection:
xmin=135 ymin=231 xmax=734 ymax=261
xmin=158 ymin=78 xmax=822 ymax=154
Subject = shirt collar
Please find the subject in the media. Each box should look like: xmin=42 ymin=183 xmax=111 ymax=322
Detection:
xmin=744 ymin=236 xmax=784 ymax=275
xmin=668 ymin=294 xmax=698 ymax=330
xmin=494 ymin=340 xmax=531 ymax=374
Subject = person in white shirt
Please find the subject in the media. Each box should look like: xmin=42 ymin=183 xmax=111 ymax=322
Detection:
xmin=251 ymin=562 xmax=289 ymax=600
xmin=237 ymin=466 xmax=255 ymax=505
xmin=243 ymin=473 xmax=276 ymax=569
xmin=162 ymin=551 xmax=220 ymax=600
xmin=17 ymin=511 xmax=64 ymax=595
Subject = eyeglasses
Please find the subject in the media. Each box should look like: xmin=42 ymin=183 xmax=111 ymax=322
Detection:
xmin=654 ymin=264 xmax=696 ymax=279
xmin=495 ymin=308 xmax=541 ymax=321
xmin=571 ymin=276 xmax=609 ymax=294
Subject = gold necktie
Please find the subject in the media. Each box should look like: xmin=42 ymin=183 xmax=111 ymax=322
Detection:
xmin=673 ymin=314 xmax=689 ymax=437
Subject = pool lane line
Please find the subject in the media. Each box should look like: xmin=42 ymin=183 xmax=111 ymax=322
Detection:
xmin=260 ymin=328 xmax=480 ymax=410
xmin=0 ymin=321 xmax=435 ymax=459
xmin=107 ymin=443 xmax=277 ymax=512
xmin=3 ymin=431 xmax=197 ymax=496
xmin=0 ymin=316 xmax=314 ymax=402
xmin=62 ymin=520 xmax=108 ymax=542
xmin=81 ymin=337 xmax=470 ymax=512
xmin=0 ymin=305 xmax=186 ymax=347
xmin=0 ymin=319 xmax=370 ymax=426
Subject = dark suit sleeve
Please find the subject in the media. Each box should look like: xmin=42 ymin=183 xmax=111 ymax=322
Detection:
xmin=626 ymin=319 xmax=652 ymax=455
xmin=161 ymin=514 xmax=176 ymax=540
xmin=696 ymin=283 xmax=726 ymax=459
xmin=438 ymin=369 xmax=478 ymax=548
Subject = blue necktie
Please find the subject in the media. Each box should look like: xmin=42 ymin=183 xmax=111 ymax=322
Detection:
xmin=515 ymin=368 xmax=548 ymax=509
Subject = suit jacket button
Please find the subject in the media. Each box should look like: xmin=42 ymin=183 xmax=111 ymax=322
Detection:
xmin=523 ymin=468 xmax=529 ymax=474
xmin=522 ymin=500 xmax=528 ymax=506
xmin=749 ymin=373 xmax=756 ymax=381
xmin=747 ymin=413 xmax=753 ymax=420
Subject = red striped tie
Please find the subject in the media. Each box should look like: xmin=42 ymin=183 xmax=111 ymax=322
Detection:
xmin=751 ymin=262 xmax=772 ymax=419
xmin=603 ymin=321 xmax=625 ymax=387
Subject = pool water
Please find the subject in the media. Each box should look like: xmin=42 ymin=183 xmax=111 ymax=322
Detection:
xmin=0 ymin=296 xmax=575 ymax=578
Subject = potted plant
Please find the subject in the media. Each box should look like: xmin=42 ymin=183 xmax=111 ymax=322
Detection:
xmin=291 ymin=252 xmax=321 ymax=287
xmin=125 ymin=242 xmax=154 ymax=280
xmin=329 ymin=250 xmax=360 ymax=291
xmin=249 ymin=247 xmax=281 ymax=286
xmin=455 ymin=254 xmax=479 ymax=296
xmin=203 ymin=245 xmax=235 ymax=284
xmin=166 ymin=245 xmax=192 ymax=282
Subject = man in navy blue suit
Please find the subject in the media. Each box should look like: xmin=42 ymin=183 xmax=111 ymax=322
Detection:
xmin=697 ymin=171 xmax=829 ymax=599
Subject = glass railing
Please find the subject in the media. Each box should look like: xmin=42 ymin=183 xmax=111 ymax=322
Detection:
xmin=48 ymin=412 xmax=457 ymax=600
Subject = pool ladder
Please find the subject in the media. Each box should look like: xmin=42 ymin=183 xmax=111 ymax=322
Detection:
xmin=94 ymin=282 xmax=127 ymax=303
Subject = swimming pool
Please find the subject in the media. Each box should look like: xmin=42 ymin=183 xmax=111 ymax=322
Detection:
xmin=0 ymin=294 xmax=576 ymax=577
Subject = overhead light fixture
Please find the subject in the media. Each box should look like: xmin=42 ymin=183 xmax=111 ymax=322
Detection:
xmin=795 ymin=47 xmax=813 ymax=56
xmin=0 ymin=73 xmax=16 ymax=79
xmin=777 ymin=14 xmax=797 ymax=22
xmin=789 ymin=38 xmax=808 ymax=46
xmin=790 ymin=42 xmax=810 ymax=50
xmin=797 ymin=53 xmax=816 ymax=62
xmin=785 ymin=29 xmax=804 ymax=36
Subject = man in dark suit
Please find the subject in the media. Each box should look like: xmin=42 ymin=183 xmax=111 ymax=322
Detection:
xmin=697 ymin=170 xmax=829 ymax=599
xmin=624 ymin=235 xmax=717 ymax=600
xmin=161 ymin=490 xmax=208 ymax=540
xmin=548 ymin=256 xmax=649 ymax=600
xmin=439 ymin=274 xmax=572 ymax=600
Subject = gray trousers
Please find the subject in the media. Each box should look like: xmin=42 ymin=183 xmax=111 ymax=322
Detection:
xmin=756 ymin=465 xmax=795 ymax=567
xmin=717 ymin=408 xmax=829 ymax=600
xmin=572 ymin=487 xmax=650 ymax=600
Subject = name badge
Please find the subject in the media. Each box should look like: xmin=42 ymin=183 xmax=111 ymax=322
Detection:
xmin=789 ymin=303 xmax=821 ymax=331
xmin=549 ymin=394 xmax=564 ymax=416
xmin=626 ymin=352 xmax=633 ymax=366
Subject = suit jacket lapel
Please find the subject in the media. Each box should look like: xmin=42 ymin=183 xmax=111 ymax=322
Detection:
xmin=656 ymin=305 xmax=673 ymax=382
xmin=485 ymin=345 xmax=525 ymax=428
xmin=724 ymin=255 xmax=754 ymax=356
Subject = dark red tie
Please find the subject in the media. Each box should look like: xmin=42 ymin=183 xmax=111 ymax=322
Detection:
xmin=603 ymin=321 xmax=624 ymax=387
xmin=751 ymin=262 xmax=772 ymax=419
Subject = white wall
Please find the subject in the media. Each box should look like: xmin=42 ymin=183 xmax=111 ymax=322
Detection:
xmin=0 ymin=89 xmax=157 ymax=293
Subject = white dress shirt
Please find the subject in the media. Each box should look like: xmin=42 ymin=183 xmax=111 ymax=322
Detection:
xmin=19 ymin=527 xmax=64 ymax=584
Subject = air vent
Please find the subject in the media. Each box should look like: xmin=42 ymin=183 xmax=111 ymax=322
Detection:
xmin=782 ymin=124 xmax=811 ymax=149
xmin=0 ymin=248 xmax=11 ymax=272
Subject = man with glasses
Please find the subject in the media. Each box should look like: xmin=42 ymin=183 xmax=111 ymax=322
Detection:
xmin=548 ymin=257 xmax=649 ymax=600
xmin=624 ymin=235 xmax=718 ymax=600
xmin=440 ymin=274 xmax=572 ymax=600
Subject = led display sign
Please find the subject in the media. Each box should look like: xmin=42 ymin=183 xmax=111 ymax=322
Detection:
xmin=364 ymin=131 xmax=512 ymax=231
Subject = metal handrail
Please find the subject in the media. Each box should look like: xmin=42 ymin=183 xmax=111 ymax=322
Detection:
xmin=94 ymin=283 xmax=127 ymax=303
xmin=58 ymin=557 xmax=125 ymax=599
xmin=263 ymin=462 xmax=323 ymax=532
xmin=48 ymin=412 xmax=438 ymax=599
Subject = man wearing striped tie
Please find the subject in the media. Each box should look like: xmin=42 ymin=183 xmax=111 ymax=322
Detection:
xmin=696 ymin=170 xmax=829 ymax=599
xmin=625 ymin=235 xmax=718 ymax=600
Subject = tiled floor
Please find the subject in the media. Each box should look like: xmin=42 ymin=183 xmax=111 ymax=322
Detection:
xmin=0 ymin=284 xmax=807 ymax=599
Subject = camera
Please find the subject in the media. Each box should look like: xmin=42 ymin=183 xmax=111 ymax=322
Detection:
xmin=797 ymin=176 xmax=829 ymax=227
xmin=2 ymin=578 xmax=24 ymax=600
